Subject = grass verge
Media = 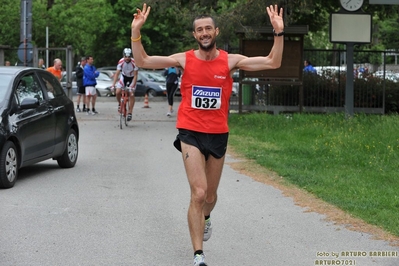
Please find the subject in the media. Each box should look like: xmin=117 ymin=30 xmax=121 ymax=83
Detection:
xmin=228 ymin=112 xmax=399 ymax=237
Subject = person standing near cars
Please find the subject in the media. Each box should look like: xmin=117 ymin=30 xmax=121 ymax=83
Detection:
xmin=83 ymin=55 xmax=99 ymax=115
xmin=303 ymin=59 xmax=316 ymax=74
xmin=163 ymin=66 xmax=180 ymax=116
xmin=38 ymin=58 xmax=46 ymax=69
xmin=131 ymin=3 xmax=284 ymax=266
xmin=47 ymin=58 xmax=63 ymax=81
xmin=76 ymin=57 xmax=87 ymax=112
xmin=111 ymin=48 xmax=138 ymax=122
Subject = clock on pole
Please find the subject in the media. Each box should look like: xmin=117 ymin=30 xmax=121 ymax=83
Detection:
xmin=340 ymin=0 xmax=364 ymax=12
xmin=333 ymin=0 xmax=369 ymax=117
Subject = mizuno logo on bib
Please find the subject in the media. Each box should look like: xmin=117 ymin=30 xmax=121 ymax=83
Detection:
xmin=191 ymin=86 xmax=222 ymax=110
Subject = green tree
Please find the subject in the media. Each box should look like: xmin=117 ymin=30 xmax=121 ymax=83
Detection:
xmin=1 ymin=0 xmax=398 ymax=67
xmin=0 ymin=0 xmax=22 ymax=47
xmin=41 ymin=0 xmax=116 ymax=66
xmin=378 ymin=14 xmax=399 ymax=50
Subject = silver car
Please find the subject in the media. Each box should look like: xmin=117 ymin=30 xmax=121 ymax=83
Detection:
xmin=95 ymin=72 xmax=113 ymax=96
xmin=61 ymin=71 xmax=113 ymax=97
xmin=98 ymin=69 xmax=167 ymax=97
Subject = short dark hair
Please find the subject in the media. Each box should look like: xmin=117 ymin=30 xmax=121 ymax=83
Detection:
xmin=193 ymin=15 xmax=217 ymax=31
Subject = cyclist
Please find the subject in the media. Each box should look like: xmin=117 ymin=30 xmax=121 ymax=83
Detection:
xmin=111 ymin=48 xmax=139 ymax=121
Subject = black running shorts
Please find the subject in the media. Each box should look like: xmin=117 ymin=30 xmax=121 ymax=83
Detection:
xmin=77 ymin=86 xmax=85 ymax=94
xmin=173 ymin=129 xmax=229 ymax=160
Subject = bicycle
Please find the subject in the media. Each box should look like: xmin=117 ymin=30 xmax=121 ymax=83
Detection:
xmin=117 ymin=82 xmax=130 ymax=129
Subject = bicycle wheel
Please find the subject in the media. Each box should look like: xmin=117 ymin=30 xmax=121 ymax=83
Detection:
xmin=119 ymin=97 xmax=124 ymax=129
xmin=125 ymin=101 xmax=129 ymax=126
xmin=122 ymin=101 xmax=128 ymax=128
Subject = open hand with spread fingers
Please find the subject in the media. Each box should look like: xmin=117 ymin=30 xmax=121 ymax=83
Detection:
xmin=131 ymin=3 xmax=151 ymax=31
xmin=267 ymin=5 xmax=284 ymax=34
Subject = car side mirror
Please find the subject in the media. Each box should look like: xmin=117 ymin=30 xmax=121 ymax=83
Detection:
xmin=20 ymin=98 xmax=40 ymax=109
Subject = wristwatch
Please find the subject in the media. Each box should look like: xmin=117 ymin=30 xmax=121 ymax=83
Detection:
xmin=273 ymin=29 xmax=284 ymax=36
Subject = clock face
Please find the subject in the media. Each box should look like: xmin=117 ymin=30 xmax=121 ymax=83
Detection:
xmin=340 ymin=0 xmax=364 ymax=11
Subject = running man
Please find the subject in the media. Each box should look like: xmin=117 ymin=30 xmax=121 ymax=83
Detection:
xmin=131 ymin=3 xmax=284 ymax=266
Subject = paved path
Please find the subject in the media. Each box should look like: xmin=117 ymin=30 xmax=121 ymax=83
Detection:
xmin=0 ymin=97 xmax=397 ymax=266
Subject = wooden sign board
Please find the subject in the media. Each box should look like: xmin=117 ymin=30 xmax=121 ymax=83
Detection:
xmin=241 ymin=39 xmax=303 ymax=81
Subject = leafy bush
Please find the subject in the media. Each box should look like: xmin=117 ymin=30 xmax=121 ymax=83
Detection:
xmin=264 ymin=71 xmax=399 ymax=113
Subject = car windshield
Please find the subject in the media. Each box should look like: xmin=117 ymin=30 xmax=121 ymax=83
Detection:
xmin=142 ymin=72 xmax=166 ymax=82
xmin=100 ymin=71 xmax=117 ymax=79
xmin=97 ymin=72 xmax=112 ymax=81
xmin=0 ymin=74 xmax=13 ymax=103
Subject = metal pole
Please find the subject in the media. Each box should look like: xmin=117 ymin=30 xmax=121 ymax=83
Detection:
xmin=345 ymin=43 xmax=354 ymax=118
xmin=23 ymin=0 xmax=27 ymax=66
xmin=66 ymin=46 xmax=73 ymax=100
xmin=46 ymin=27 xmax=49 ymax=68
xmin=383 ymin=51 xmax=386 ymax=114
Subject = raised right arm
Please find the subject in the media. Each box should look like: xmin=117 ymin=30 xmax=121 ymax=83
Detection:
xmin=131 ymin=3 xmax=184 ymax=70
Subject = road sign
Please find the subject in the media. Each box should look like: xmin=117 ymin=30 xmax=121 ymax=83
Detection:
xmin=18 ymin=42 xmax=33 ymax=63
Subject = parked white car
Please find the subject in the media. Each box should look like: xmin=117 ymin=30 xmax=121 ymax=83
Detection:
xmin=373 ymin=70 xmax=399 ymax=82
xmin=61 ymin=71 xmax=113 ymax=97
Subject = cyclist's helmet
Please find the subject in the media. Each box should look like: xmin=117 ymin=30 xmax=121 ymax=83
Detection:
xmin=123 ymin=48 xmax=132 ymax=57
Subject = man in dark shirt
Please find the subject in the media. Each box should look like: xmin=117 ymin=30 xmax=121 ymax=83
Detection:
xmin=75 ymin=57 xmax=87 ymax=112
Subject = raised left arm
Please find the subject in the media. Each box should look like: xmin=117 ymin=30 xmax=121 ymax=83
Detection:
xmin=233 ymin=5 xmax=284 ymax=72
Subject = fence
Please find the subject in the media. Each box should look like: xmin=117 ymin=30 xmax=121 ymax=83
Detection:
xmin=230 ymin=49 xmax=399 ymax=114
xmin=0 ymin=45 xmax=74 ymax=99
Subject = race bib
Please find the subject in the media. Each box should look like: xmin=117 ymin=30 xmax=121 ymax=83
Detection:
xmin=191 ymin=86 xmax=221 ymax=110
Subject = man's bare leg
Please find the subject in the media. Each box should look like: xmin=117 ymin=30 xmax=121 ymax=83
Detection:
xmin=128 ymin=94 xmax=135 ymax=114
xmin=86 ymin=95 xmax=91 ymax=112
xmin=181 ymin=142 xmax=224 ymax=252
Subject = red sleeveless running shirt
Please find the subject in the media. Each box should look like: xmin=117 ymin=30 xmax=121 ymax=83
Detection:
xmin=176 ymin=49 xmax=233 ymax=133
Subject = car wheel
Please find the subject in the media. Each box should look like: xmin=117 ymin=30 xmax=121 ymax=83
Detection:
xmin=57 ymin=128 xmax=78 ymax=168
xmin=106 ymin=89 xmax=113 ymax=97
xmin=0 ymin=141 xmax=18 ymax=189
xmin=96 ymin=89 xmax=101 ymax=97
xmin=147 ymin=89 xmax=156 ymax=98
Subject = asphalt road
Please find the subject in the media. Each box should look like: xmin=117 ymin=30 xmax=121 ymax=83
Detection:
xmin=0 ymin=97 xmax=398 ymax=266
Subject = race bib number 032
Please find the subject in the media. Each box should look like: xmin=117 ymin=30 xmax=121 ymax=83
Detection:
xmin=191 ymin=86 xmax=222 ymax=110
